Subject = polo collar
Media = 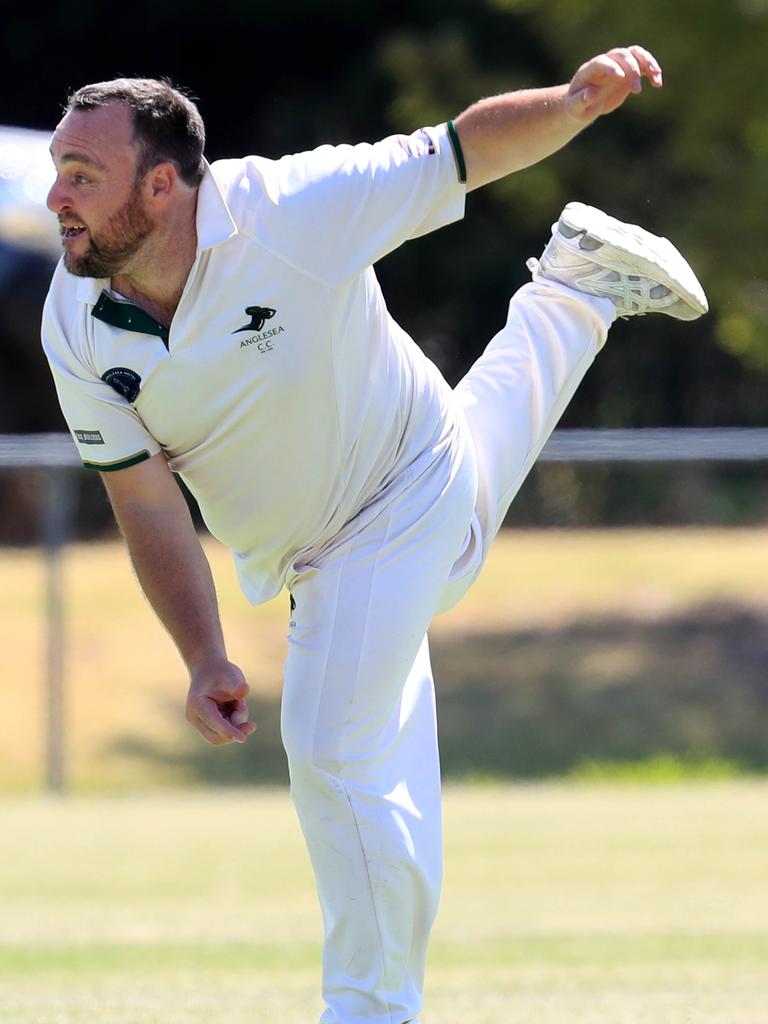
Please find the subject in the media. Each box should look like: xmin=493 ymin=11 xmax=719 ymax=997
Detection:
xmin=196 ymin=158 xmax=238 ymax=252
xmin=91 ymin=291 xmax=169 ymax=347
xmin=76 ymin=274 xmax=108 ymax=305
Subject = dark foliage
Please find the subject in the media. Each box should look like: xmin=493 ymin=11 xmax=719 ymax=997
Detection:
xmin=2 ymin=2 xmax=767 ymax=535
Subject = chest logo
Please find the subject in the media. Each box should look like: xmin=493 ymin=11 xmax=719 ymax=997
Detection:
xmin=102 ymin=367 xmax=142 ymax=404
xmin=233 ymin=305 xmax=276 ymax=333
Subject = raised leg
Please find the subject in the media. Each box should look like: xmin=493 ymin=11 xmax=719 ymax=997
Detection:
xmin=441 ymin=278 xmax=613 ymax=611
xmin=441 ymin=202 xmax=708 ymax=612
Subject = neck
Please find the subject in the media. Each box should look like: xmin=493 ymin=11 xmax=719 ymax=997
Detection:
xmin=112 ymin=194 xmax=198 ymax=328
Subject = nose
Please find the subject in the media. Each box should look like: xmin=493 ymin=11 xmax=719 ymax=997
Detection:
xmin=46 ymin=177 xmax=71 ymax=214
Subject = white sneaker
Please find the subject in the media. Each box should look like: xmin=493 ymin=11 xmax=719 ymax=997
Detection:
xmin=527 ymin=202 xmax=708 ymax=320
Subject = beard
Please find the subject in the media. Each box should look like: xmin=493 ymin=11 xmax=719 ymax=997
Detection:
xmin=63 ymin=183 xmax=154 ymax=279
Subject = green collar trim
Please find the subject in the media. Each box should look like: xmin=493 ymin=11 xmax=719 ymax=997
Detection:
xmin=91 ymin=291 xmax=170 ymax=348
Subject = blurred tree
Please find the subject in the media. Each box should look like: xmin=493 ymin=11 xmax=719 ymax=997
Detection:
xmin=0 ymin=1 xmax=765 ymax=442
xmin=367 ymin=1 xmax=768 ymax=430
xmin=483 ymin=0 xmax=768 ymax=380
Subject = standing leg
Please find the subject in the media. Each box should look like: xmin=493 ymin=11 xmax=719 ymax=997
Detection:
xmin=281 ymin=448 xmax=475 ymax=1024
xmin=441 ymin=202 xmax=708 ymax=611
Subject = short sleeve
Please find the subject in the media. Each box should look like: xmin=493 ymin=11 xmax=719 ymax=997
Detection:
xmin=239 ymin=122 xmax=467 ymax=286
xmin=41 ymin=291 xmax=161 ymax=471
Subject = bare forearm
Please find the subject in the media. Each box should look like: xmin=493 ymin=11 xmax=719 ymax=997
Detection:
xmin=455 ymin=85 xmax=578 ymax=191
xmin=102 ymin=454 xmax=254 ymax=745
xmin=115 ymin=500 xmax=226 ymax=671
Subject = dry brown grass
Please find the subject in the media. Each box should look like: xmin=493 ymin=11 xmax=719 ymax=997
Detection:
xmin=3 ymin=527 xmax=768 ymax=789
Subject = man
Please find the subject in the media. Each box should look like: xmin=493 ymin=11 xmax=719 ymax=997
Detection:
xmin=42 ymin=45 xmax=706 ymax=1024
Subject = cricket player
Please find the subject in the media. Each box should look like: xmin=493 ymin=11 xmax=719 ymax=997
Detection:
xmin=42 ymin=45 xmax=706 ymax=1024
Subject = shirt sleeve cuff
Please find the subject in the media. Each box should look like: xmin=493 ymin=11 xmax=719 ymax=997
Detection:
xmin=82 ymin=449 xmax=153 ymax=472
xmin=447 ymin=119 xmax=467 ymax=185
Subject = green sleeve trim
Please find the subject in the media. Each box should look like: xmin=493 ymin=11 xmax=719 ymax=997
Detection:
xmin=83 ymin=450 xmax=152 ymax=472
xmin=447 ymin=119 xmax=467 ymax=185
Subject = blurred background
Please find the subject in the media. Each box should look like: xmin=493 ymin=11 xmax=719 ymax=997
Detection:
xmin=2 ymin=0 xmax=768 ymax=793
xmin=2 ymin=6 xmax=768 ymax=1023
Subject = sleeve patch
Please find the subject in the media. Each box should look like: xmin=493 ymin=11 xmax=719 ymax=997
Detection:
xmin=102 ymin=367 xmax=142 ymax=404
xmin=74 ymin=429 xmax=105 ymax=445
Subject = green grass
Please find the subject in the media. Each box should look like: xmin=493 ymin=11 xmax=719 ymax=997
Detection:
xmin=2 ymin=783 xmax=768 ymax=1023
xmin=568 ymin=753 xmax=746 ymax=782
xmin=3 ymin=531 xmax=768 ymax=1019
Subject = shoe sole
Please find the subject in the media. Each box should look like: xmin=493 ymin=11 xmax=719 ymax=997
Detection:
xmin=557 ymin=202 xmax=708 ymax=318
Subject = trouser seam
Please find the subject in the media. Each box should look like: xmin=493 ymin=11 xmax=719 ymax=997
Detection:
xmin=339 ymin=781 xmax=396 ymax=1024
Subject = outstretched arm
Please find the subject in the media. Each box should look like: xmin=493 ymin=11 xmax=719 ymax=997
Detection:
xmin=455 ymin=45 xmax=663 ymax=191
xmin=102 ymin=452 xmax=256 ymax=746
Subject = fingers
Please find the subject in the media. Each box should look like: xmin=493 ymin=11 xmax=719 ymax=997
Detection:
xmin=228 ymin=702 xmax=257 ymax=736
xmin=605 ymin=45 xmax=662 ymax=92
xmin=604 ymin=48 xmax=643 ymax=94
xmin=230 ymin=702 xmax=250 ymax=727
xmin=190 ymin=713 xmax=229 ymax=746
xmin=625 ymin=45 xmax=663 ymax=87
xmin=185 ymin=663 xmax=258 ymax=746
xmin=577 ymin=48 xmax=652 ymax=91
xmin=568 ymin=45 xmax=663 ymax=121
xmin=188 ymin=695 xmax=249 ymax=744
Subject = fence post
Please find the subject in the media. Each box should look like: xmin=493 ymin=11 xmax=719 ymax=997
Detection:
xmin=41 ymin=466 xmax=77 ymax=794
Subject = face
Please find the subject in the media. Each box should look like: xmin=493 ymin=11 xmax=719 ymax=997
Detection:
xmin=47 ymin=104 xmax=154 ymax=278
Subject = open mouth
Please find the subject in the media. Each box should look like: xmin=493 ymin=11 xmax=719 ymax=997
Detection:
xmin=61 ymin=223 xmax=87 ymax=242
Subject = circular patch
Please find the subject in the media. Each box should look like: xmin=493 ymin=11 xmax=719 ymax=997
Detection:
xmin=101 ymin=366 xmax=142 ymax=403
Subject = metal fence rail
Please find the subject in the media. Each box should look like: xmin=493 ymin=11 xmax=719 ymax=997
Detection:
xmin=540 ymin=428 xmax=768 ymax=462
xmin=0 ymin=432 xmax=82 ymax=467
xmin=7 ymin=428 xmax=768 ymax=469
xmin=5 ymin=428 xmax=768 ymax=794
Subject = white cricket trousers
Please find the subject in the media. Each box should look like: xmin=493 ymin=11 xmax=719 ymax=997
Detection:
xmin=281 ymin=282 xmax=614 ymax=1024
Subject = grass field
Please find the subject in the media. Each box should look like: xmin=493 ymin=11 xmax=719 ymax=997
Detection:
xmin=2 ymin=783 xmax=768 ymax=1023
xmin=2 ymin=530 xmax=768 ymax=1021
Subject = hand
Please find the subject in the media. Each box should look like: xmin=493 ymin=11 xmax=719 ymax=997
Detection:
xmin=185 ymin=659 xmax=257 ymax=745
xmin=565 ymin=45 xmax=663 ymax=122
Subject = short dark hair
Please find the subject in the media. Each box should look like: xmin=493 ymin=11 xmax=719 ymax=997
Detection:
xmin=65 ymin=78 xmax=206 ymax=187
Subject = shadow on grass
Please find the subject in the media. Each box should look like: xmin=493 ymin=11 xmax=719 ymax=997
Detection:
xmin=109 ymin=601 xmax=768 ymax=784
xmin=433 ymin=601 xmax=768 ymax=778
xmin=110 ymin=696 xmax=291 ymax=785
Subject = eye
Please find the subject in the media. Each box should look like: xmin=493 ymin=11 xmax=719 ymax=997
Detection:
xmin=72 ymin=173 xmax=91 ymax=185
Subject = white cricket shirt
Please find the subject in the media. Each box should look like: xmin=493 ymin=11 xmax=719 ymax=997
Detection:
xmin=42 ymin=122 xmax=468 ymax=603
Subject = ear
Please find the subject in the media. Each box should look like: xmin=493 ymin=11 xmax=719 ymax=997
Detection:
xmin=144 ymin=161 xmax=178 ymax=202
